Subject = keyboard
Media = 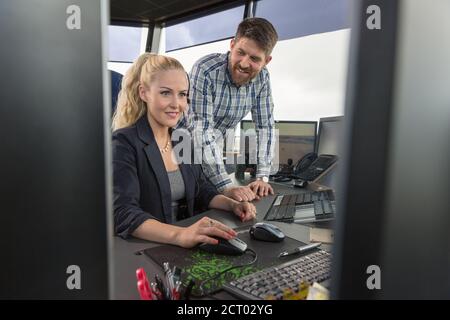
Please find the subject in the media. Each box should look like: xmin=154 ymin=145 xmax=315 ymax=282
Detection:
xmin=223 ymin=250 xmax=332 ymax=300
xmin=264 ymin=190 xmax=336 ymax=223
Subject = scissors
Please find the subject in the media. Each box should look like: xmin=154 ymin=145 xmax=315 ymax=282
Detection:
xmin=136 ymin=268 xmax=153 ymax=300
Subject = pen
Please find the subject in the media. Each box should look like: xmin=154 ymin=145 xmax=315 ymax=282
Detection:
xmin=150 ymin=282 xmax=162 ymax=300
xmin=172 ymin=280 xmax=181 ymax=300
xmin=155 ymin=274 xmax=168 ymax=300
xmin=163 ymin=262 xmax=175 ymax=299
xmin=172 ymin=266 xmax=182 ymax=284
xmin=278 ymin=242 xmax=322 ymax=258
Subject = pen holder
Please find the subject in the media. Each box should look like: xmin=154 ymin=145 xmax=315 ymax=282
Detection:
xmin=136 ymin=266 xmax=189 ymax=300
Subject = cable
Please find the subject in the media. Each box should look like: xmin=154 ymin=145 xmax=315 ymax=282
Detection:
xmin=197 ymin=248 xmax=258 ymax=296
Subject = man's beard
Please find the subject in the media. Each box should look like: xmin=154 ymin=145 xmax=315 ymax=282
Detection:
xmin=231 ymin=64 xmax=256 ymax=86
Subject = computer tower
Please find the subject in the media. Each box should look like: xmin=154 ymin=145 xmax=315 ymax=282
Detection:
xmin=0 ymin=0 xmax=112 ymax=298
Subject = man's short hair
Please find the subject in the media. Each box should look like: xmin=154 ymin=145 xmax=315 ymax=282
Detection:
xmin=235 ymin=17 xmax=278 ymax=56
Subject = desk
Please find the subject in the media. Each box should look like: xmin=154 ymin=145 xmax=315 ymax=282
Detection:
xmin=112 ymin=175 xmax=332 ymax=300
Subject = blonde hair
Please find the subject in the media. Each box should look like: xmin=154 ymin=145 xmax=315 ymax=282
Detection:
xmin=112 ymin=53 xmax=185 ymax=131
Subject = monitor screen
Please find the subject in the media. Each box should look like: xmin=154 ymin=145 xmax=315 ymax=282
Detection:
xmin=240 ymin=120 xmax=317 ymax=170
xmin=316 ymin=116 xmax=344 ymax=156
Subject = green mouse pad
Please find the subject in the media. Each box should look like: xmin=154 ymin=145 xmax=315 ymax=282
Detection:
xmin=142 ymin=228 xmax=306 ymax=297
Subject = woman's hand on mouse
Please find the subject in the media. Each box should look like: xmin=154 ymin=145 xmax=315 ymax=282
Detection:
xmin=232 ymin=201 xmax=257 ymax=222
xmin=174 ymin=217 xmax=237 ymax=248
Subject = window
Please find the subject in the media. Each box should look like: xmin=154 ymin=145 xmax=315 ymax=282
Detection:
xmin=167 ymin=1 xmax=350 ymax=129
xmin=108 ymin=25 xmax=148 ymax=111
xmin=255 ymin=0 xmax=350 ymax=40
xmin=108 ymin=25 xmax=147 ymax=62
xmin=165 ymin=5 xmax=245 ymax=52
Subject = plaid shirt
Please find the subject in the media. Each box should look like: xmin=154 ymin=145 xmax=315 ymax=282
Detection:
xmin=178 ymin=52 xmax=275 ymax=191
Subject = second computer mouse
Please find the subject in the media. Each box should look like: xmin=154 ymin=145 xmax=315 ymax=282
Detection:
xmin=198 ymin=237 xmax=247 ymax=255
xmin=249 ymin=222 xmax=285 ymax=242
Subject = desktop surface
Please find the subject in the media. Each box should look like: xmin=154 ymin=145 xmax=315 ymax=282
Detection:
xmin=112 ymin=177 xmax=332 ymax=300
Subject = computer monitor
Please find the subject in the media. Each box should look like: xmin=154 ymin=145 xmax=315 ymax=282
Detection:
xmin=313 ymin=116 xmax=344 ymax=188
xmin=0 ymin=0 xmax=112 ymax=298
xmin=316 ymin=116 xmax=344 ymax=156
xmin=332 ymin=0 xmax=450 ymax=299
xmin=240 ymin=120 xmax=317 ymax=173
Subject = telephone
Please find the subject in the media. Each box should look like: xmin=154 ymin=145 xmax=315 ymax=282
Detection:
xmin=271 ymin=153 xmax=337 ymax=183
xmin=293 ymin=153 xmax=338 ymax=182
xmin=271 ymin=152 xmax=317 ymax=183
xmin=293 ymin=152 xmax=318 ymax=175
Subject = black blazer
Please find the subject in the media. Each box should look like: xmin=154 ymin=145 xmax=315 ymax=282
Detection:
xmin=113 ymin=116 xmax=219 ymax=239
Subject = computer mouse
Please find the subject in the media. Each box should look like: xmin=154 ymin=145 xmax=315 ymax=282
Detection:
xmin=198 ymin=237 xmax=247 ymax=255
xmin=249 ymin=222 xmax=285 ymax=242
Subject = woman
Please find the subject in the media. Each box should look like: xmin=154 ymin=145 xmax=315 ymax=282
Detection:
xmin=112 ymin=53 xmax=256 ymax=248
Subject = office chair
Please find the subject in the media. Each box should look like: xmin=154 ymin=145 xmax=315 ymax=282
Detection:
xmin=110 ymin=70 xmax=123 ymax=116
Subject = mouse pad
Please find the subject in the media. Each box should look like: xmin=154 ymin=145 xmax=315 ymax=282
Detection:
xmin=142 ymin=229 xmax=306 ymax=297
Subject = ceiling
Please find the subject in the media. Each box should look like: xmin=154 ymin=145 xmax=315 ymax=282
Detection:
xmin=110 ymin=0 xmax=245 ymax=25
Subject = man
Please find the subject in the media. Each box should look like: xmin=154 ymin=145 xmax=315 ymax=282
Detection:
xmin=181 ymin=17 xmax=278 ymax=202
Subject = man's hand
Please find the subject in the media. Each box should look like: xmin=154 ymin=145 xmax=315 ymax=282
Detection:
xmin=231 ymin=201 xmax=257 ymax=222
xmin=247 ymin=180 xmax=274 ymax=197
xmin=223 ymin=186 xmax=258 ymax=202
